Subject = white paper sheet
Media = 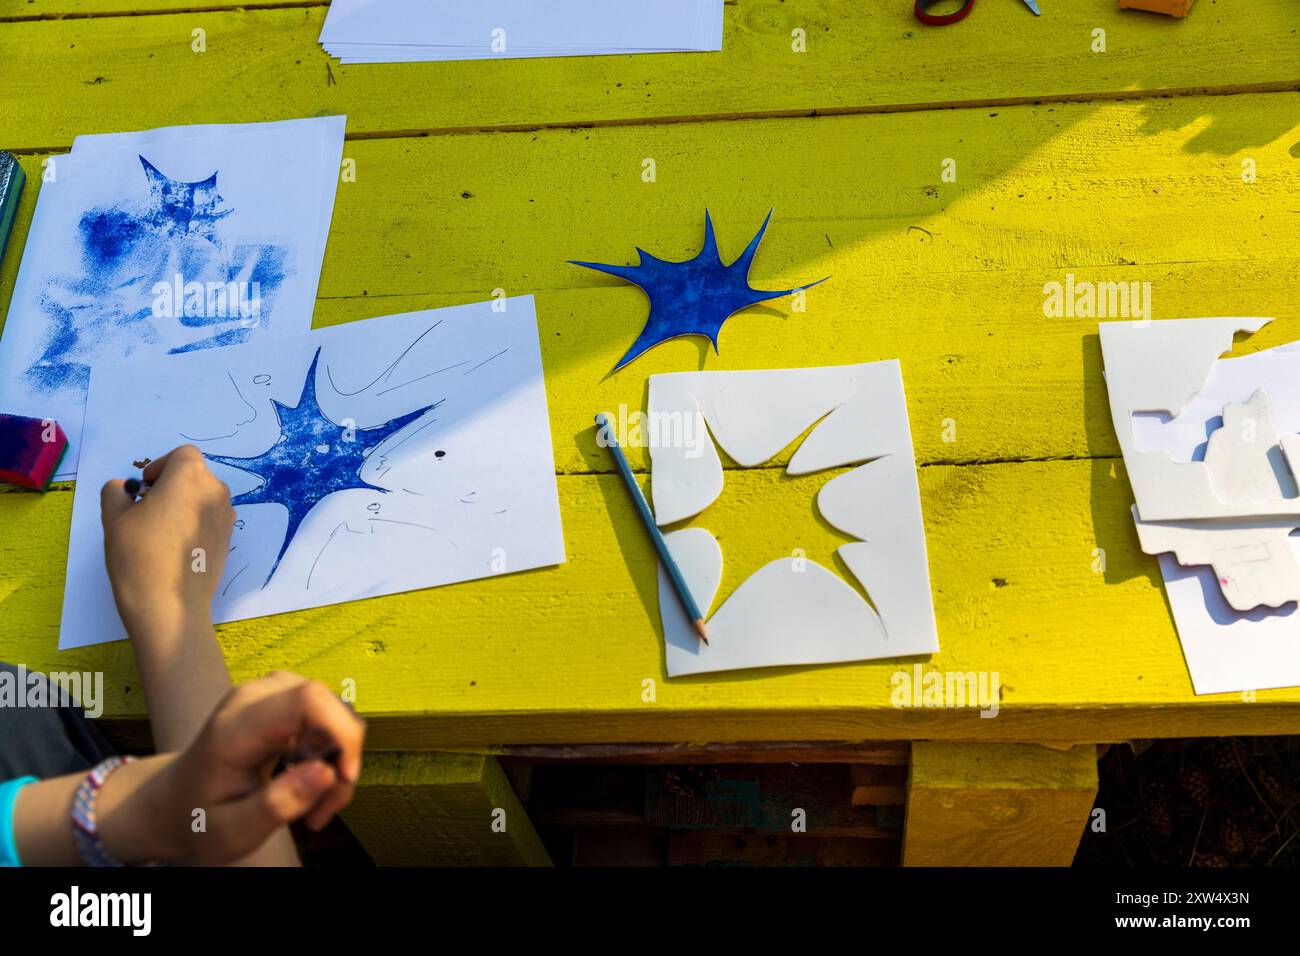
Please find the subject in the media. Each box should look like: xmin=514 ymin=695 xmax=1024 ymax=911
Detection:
xmin=1158 ymin=555 xmax=1300 ymax=696
xmin=70 ymin=117 xmax=346 ymax=303
xmin=318 ymin=0 xmax=723 ymax=63
xmin=0 ymin=117 xmax=345 ymax=479
xmin=59 ymin=296 xmax=565 ymax=649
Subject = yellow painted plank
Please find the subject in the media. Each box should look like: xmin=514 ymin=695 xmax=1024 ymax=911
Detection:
xmin=3 ymin=95 xmax=1297 ymax=472
xmin=14 ymin=0 xmax=318 ymax=15
xmin=903 ymin=742 xmax=1098 ymax=866
xmin=908 ymin=741 xmax=1099 ymax=791
xmin=6 ymin=457 xmax=1300 ymax=747
xmin=340 ymin=752 xmax=551 ymax=865
xmin=2 ymin=1 xmax=1298 ymax=147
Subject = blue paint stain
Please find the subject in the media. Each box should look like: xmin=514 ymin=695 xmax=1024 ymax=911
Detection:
xmin=139 ymin=157 xmax=230 ymax=239
xmin=170 ymin=325 xmax=255 ymax=354
xmin=569 ymin=210 xmax=828 ymax=371
xmin=26 ymin=154 xmax=292 ymax=395
xmin=205 ymin=348 xmax=436 ymax=584
xmin=79 ymin=208 xmax=147 ymax=265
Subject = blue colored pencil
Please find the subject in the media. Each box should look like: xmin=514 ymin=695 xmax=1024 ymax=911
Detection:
xmin=595 ymin=413 xmax=708 ymax=644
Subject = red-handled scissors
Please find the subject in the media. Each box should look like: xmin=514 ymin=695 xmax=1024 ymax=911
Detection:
xmin=914 ymin=0 xmax=1041 ymax=25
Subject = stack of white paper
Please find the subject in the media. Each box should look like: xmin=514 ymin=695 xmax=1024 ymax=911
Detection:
xmin=1100 ymin=317 xmax=1300 ymax=695
xmin=0 ymin=117 xmax=346 ymax=479
xmin=318 ymin=0 xmax=723 ymax=64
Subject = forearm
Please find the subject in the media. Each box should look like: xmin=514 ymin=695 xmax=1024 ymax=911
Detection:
xmin=12 ymin=752 xmax=302 ymax=867
xmin=127 ymin=611 xmax=231 ymax=753
xmin=127 ymin=614 xmax=300 ymax=866
xmin=12 ymin=755 xmax=177 ymax=866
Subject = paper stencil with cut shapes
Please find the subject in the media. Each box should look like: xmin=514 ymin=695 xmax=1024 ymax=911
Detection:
xmin=647 ymin=360 xmax=938 ymax=678
xmin=0 ymin=117 xmax=345 ymax=479
xmin=1100 ymin=316 xmax=1300 ymax=694
xmin=58 ymin=297 xmax=566 ymax=650
xmin=1098 ymin=316 xmax=1300 ymax=521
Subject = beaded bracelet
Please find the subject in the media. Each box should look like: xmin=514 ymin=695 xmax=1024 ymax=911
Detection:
xmin=71 ymin=756 xmax=137 ymax=867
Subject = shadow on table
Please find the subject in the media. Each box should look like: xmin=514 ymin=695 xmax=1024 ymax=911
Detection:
xmin=1081 ymin=331 xmax=1161 ymax=592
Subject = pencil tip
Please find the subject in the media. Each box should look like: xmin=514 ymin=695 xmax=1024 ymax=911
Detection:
xmin=693 ymin=619 xmax=709 ymax=644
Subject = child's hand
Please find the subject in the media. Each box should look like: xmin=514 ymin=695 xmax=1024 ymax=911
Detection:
xmin=100 ymin=445 xmax=236 ymax=640
xmin=155 ymin=671 xmax=365 ymax=865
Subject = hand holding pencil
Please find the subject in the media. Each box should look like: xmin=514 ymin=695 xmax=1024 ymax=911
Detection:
xmin=99 ymin=445 xmax=237 ymax=647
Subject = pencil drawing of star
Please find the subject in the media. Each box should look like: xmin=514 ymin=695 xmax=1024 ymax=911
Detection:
xmin=569 ymin=209 xmax=827 ymax=371
xmin=205 ymin=347 xmax=435 ymax=584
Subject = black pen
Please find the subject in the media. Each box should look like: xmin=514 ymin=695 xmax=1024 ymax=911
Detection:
xmin=123 ymin=477 xmax=152 ymax=500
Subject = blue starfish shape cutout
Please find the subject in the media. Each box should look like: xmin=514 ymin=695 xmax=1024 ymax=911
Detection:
xmin=569 ymin=209 xmax=827 ymax=371
xmin=205 ymin=348 xmax=435 ymax=584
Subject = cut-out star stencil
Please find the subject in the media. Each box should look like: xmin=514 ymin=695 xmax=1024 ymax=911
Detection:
xmin=205 ymin=347 xmax=435 ymax=584
xmin=569 ymin=210 xmax=827 ymax=371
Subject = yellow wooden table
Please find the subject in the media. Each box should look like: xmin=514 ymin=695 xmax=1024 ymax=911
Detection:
xmin=2 ymin=1 xmax=1299 ymax=866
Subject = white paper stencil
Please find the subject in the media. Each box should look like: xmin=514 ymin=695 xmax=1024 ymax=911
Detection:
xmin=59 ymin=297 xmax=565 ymax=649
xmin=1099 ymin=317 xmax=1300 ymax=694
xmin=648 ymin=360 xmax=938 ymax=678
xmin=1098 ymin=317 xmax=1300 ymax=521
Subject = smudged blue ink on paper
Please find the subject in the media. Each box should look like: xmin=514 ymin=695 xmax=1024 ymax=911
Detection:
xmin=139 ymin=158 xmax=230 ymax=239
xmin=205 ymin=348 xmax=436 ymax=584
xmin=569 ymin=210 xmax=828 ymax=371
xmin=26 ymin=155 xmax=292 ymax=394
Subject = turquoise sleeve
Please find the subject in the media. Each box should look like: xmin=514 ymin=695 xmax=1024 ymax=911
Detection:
xmin=0 ymin=777 xmax=38 ymax=867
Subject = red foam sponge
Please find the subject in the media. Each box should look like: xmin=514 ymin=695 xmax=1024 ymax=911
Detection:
xmin=0 ymin=414 xmax=69 ymax=491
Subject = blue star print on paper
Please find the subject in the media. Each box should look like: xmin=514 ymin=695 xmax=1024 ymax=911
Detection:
xmin=28 ymin=156 xmax=289 ymax=395
xmin=205 ymin=348 xmax=434 ymax=584
xmin=569 ymin=210 xmax=827 ymax=371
